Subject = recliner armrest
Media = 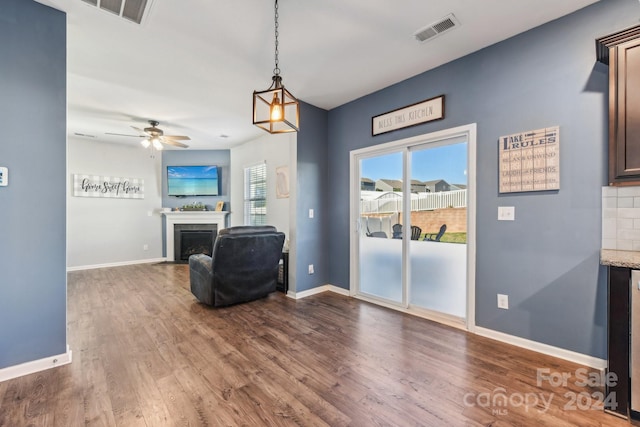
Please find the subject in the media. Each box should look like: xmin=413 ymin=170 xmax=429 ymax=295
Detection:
xmin=189 ymin=254 xmax=214 ymax=305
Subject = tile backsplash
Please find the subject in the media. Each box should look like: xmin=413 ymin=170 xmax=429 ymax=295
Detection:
xmin=602 ymin=186 xmax=640 ymax=250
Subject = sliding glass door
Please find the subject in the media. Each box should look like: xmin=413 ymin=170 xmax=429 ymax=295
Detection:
xmin=358 ymin=151 xmax=403 ymax=304
xmin=350 ymin=125 xmax=475 ymax=326
xmin=408 ymin=141 xmax=467 ymax=318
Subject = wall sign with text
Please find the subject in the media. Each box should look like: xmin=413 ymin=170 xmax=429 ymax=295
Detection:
xmin=73 ymin=174 xmax=144 ymax=199
xmin=372 ymin=95 xmax=444 ymax=136
xmin=498 ymin=126 xmax=559 ymax=193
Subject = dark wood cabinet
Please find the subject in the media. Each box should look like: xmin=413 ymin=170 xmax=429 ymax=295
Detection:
xmin=607 ymin=266 xmax=631 ymax=417
xmin=597 ymin=26 xmax=640 ymax=185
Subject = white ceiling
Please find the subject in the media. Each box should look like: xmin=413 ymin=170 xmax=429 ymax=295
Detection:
xmin=34 ymin=0 xmax=599 ymax=150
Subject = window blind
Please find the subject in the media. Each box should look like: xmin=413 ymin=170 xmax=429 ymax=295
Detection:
xmin=244 ymin=163 xmax=267 ymax=225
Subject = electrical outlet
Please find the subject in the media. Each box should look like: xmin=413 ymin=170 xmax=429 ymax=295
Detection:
xmin=497 ymin=294 xmax=509 ymax=309
xmin=309 ymin=208 xmax=314 ymax=219
xmin=143 ymin=244 xmax=149 ymax=251
xmin=308 ymin=264 xmax=314 ymax=274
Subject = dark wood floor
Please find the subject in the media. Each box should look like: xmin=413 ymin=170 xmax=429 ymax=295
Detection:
xmin=0 ymin=263 xmax=629 ymax=426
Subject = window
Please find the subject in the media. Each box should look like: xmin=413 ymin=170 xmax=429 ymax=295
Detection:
xmin=244 ymin=163 xmax=267 ymax=225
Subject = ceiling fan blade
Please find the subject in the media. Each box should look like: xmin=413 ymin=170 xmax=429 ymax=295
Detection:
xmin=106 ymin=132 xmax=144 ymax=138
xmin=161 ymin=139 xmax=189 ymax=148
xmin=163 ymin=135 xmax=191 ymax=141
xmin=131 ymin=126 xmax=148 ymax=135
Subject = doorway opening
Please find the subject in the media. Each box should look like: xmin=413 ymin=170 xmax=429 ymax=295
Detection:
xmin=349 ymin=124 xmax=476 ymax=330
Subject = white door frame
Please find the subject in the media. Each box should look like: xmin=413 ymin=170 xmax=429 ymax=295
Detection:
xmin=349 ymin=123 xmax=477 ymax=331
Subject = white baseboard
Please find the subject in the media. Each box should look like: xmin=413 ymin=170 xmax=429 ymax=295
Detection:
xmin=474 ymin=326 xmax=607 ymax=370
xmin=0 ymin=346 xmax=72 ymax=383
xmin=286 ymin=284 xmax=350 ymax=299
xmin=67 ymin=257 xmax=167 ymax=272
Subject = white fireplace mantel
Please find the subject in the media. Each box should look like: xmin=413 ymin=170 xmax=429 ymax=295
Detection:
xmin=163 ymin=211 xmax=229 ymax=261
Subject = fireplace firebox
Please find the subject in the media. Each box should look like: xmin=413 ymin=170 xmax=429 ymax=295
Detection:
xmin=173 ymin=224 xmax=217 ymax=263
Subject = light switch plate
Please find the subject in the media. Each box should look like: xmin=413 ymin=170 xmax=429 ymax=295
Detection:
xmin=497 ymin=294 xmax=509 ymax=309
xmin=498 ymin=206 xmax=515 ymax=221
xmin=0 ymin=167 xmax=7 ymax=186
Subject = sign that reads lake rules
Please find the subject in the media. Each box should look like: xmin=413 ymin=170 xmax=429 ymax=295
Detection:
xmin=498 ymin=126 xmax=559 ymax=193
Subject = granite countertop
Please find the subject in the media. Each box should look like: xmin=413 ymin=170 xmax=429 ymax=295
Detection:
xmin=600 ymin=249 xmax=640 ymax=269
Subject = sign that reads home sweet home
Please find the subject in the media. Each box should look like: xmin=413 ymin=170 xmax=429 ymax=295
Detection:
xmin=498 ymin=126 xmax=559 ymax=193
xmin=73 ymin=174 xmax=144 ymax=199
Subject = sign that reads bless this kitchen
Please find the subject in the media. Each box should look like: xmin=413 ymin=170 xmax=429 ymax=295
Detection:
xmin=73 ymin=174 xmax=144 ymax=199
xmin=498 ymin=126 xmax=559 ymax=193
xmin=372 ymin=95 xmax=444 ymax=136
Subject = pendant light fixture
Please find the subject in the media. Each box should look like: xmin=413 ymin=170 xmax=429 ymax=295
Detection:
xmin=253 ymin=0 xmax=299 ymax=134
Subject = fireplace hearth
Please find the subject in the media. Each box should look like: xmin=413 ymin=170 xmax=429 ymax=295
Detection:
xmin=173 ymin=224 xmax=217 ymax=263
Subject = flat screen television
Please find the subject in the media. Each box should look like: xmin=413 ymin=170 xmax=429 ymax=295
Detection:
xmin=167 ymin=165 xmax=219 ymax=196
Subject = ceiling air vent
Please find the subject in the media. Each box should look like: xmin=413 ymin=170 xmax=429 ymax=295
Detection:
xmin=80 ymin=0 xmax=153 ymax=25
xmin=414 ymin=13 xmax=460 ymax=43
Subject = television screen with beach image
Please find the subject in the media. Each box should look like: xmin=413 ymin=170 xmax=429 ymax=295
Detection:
xmin=167 ymin=165 xmax=219 ymax=196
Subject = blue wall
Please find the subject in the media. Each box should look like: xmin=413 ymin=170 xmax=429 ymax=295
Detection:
xmin=326 ymin=0 xmax=639 ymax=358
xmin=295 ymin=102 xmax=329 ymax=292
xmin=0 ymin=0 xmax=67 ymax=368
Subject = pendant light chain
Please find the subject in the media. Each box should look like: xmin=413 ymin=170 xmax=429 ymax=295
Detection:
xmin=273 ymin=0 xmax=280 ymax=77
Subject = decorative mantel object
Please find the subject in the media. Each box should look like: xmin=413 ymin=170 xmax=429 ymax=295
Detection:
xmin=372 ymin=95 xmax=445 ymax=136
xmin=180 ymin=202 xmax=206 ymax=211
xmin=498 ymin=126 xmax=560 ymax=193
xmin=73 ymin=174 xmax=144 ymax=199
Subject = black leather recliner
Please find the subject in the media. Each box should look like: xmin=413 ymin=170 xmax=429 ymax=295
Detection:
xmin=188 ymin=226 xmax=285 ymax=307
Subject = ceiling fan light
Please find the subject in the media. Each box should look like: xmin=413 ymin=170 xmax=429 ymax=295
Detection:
xmin=152 ymin=138 xmax=163 ymax=150
xmin=140 ymin=138 xmax=151 ymax=148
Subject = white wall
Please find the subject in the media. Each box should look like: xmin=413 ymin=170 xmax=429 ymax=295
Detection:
xmin=67 ymin=137 xmax=163 ymax=269
xmin=230 ymin=133 xmax=293 ymax=240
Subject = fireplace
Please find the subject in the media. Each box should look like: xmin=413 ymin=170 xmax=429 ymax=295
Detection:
xmin=173 ymin=224 xmax=217 ymax=263
xmin=162 ymin=211 xmax=228 ymax=262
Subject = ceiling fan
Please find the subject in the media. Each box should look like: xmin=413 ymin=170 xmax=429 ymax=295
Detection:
xmin=106 ymin=120 xmax=190 ymax=150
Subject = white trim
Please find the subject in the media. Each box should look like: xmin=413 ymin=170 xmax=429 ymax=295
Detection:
xmin=474 ymin=326 xmax=607 ymax=370
xmin=465 ymin=123 xmax=477 ymax=331
xmin=286 ymin=284 xmax=350 ymax=299
xmin=67 ymin=257 xmax=167 ymax=272
xmin=0 ymin=346 xmax=72 ymax=383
